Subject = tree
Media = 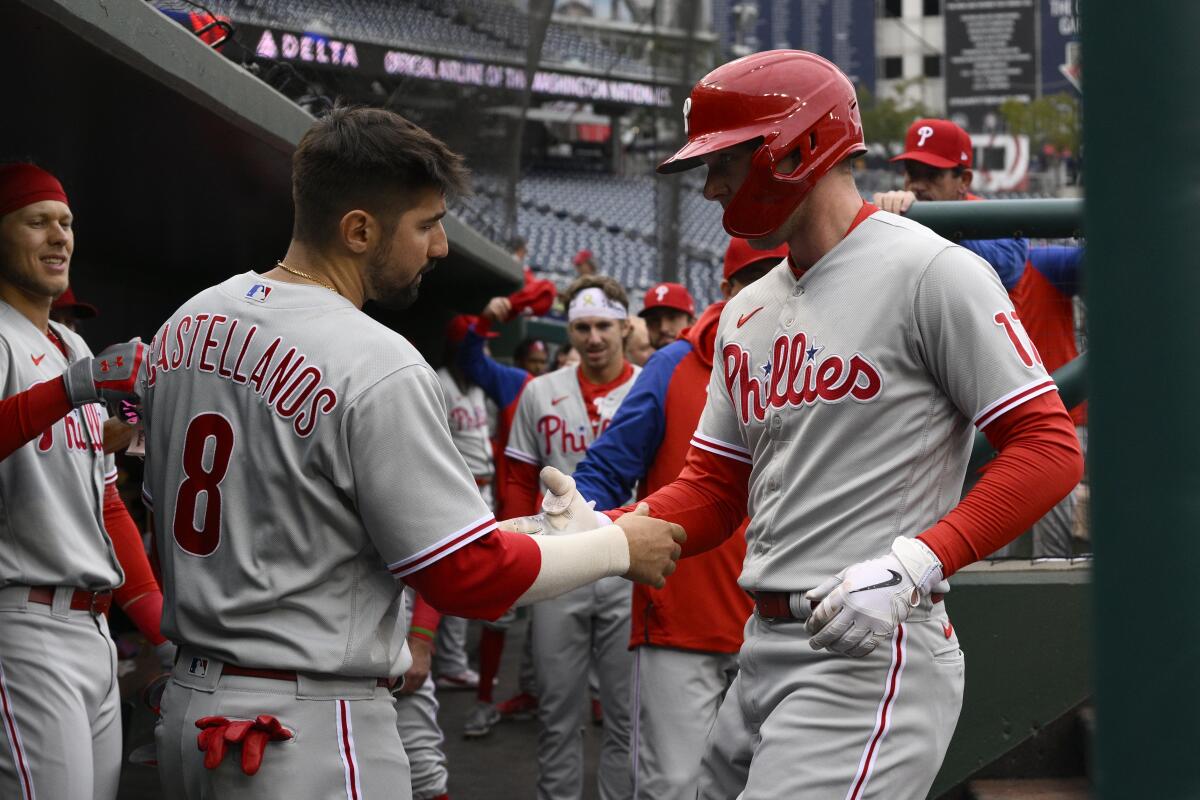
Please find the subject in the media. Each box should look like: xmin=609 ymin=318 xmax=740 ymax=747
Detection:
xmin=858 ymin=80 xmax=931 ymax=157
xmin=999 ymin=93 xmax=1081 ymax=154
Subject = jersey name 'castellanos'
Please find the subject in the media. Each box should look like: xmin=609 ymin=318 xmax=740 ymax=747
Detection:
xmin=140 ymin=273 xmax=496 ymax=677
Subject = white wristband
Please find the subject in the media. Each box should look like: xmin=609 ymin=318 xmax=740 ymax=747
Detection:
xmin=514 ymin=524 xmax=630 ymax=606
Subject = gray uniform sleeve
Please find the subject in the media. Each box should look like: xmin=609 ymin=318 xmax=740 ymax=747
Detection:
xmin=504 ymin=386 xmax=541 ymax=466
xmin=342 ymin=364 xmax=497 ymax=578
xmin=911 ymin=246 xmax=1056 ymax=429
xmin=693 ymin=318 xmax=753 ymax=465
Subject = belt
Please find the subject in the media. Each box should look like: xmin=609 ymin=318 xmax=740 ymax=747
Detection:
xmin=752 ymin=590 xmax=812 ymax=621
xmin=474 ymin=476 xmax=493 ymax=487
xmin=222 ymin=665 xmax=390 ymax=689
xmin=753 ymin=589 xmax=945 ymax=621
xmin=28 ymin=586 xmax=112 ymax=615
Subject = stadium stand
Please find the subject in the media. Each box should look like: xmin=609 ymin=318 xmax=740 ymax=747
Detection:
xmin=154 ymin=0 xmax=654 ymax=79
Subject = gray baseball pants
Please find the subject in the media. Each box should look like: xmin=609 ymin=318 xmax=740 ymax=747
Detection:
xmin=697 ymin=602 xmax=964 ymax=800
xmin=531 ymin=575 xmax=633 ymax=800
xmin=0 ymin=588 xmax=121 ymax=800
xmin=631 ymin=645 xmax=738 ymax=800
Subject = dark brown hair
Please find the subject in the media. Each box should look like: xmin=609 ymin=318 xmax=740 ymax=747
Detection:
xmin=291 ymin=106 xmax=470 ymax=247
xmin=563 ymin=274 xmax=629 ymax=310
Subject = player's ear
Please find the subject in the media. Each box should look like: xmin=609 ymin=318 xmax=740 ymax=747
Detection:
xmin=339 ymin=210 xmax=372 ymax=255
xmin=959 ymin=169 xmax=973 ymax=195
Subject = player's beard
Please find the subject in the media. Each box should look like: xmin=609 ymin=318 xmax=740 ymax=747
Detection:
xmin=365 ymin=237 xmax=425 ymax=311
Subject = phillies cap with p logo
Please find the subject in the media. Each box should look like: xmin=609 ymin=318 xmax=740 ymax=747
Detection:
xmin=639 ymin=283 xmax=695 ymax=317
xmin=891 ymin=118 xmax=973 ymax=169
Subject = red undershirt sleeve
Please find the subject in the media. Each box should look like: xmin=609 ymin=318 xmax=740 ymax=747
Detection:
xmin=499 ymin=457 xmax=540 ymax=521
xmin=104 ymin=482 xmax=168 ymax=646
xmin=0 ymin=377 xmax=73 ymax=461
xmin=404 ymin=530 xmax=541 ymax=621
xmin=604 ymin=442 xmax=752 ymax=558
xmin=917 ymin=391 xmax=1084 ymax=576
xmin=408 ymin=593 xmax=442 ymax=645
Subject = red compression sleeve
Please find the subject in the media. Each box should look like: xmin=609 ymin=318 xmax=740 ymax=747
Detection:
xmin=409 ymin=593 xmax=442 ymax=645
xmin=609 ymin=443 xmax=752 ymax=558
xmin=499 ymin=457 xmax=540 ymax=520
xmin=405 ymin=530 xmax=541 ymax=621
xmin=0 ymin=377 xmax=72 ymax=460
xmin=104 ymin=482 xmax=167 ymax=645
xmin=917 ymin=391 xmax=1083 ymax=576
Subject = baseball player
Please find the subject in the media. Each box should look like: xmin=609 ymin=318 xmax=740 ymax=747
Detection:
xmin=639 ymin=282 xmax=695 ymax=349
xmin=579 ymin=51 xmax=1084 ymax=799
xmin=139 ymin=107 xmax=684 ymax=800
xmin=456 ymin=312 xmax=541 ymax=735
xmin=430 ymin=315 xmax=501 ymax=692
xmin=571 ymin=237 xmax=785 ymax=800
xmin=0 ymin=163 xmax=159 ymax=800
xmin=503 ymin=275 xmax=640 ymax=800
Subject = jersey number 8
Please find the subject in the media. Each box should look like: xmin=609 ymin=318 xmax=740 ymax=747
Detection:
xmin=172 ymin=413 xmax=235 ymax=556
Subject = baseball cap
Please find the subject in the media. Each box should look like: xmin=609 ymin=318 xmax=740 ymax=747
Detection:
xmin=723 ymin=238 xmax=789 ymax=280
xmin=446 ymin=314 xmax=498 ymax=344
xmin=0 ymin=163 xmax=69 ymax=218
xmin=572 ymin=249 xmax=593 ymax=266
xmin=51 ymin=287 xmax=98 ymax=320
xmin=639 ymin=282 xmax=695 ymax=317
xmin=891 ymin=119 xmax=973 ymax=170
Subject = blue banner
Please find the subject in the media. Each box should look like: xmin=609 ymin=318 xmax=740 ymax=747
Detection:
xmin=1040 ymin=0 xmax=1081 ymax=97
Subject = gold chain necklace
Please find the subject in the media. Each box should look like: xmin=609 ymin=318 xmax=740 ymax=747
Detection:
xmin=275 ymin=260 xmax=340 ymax=296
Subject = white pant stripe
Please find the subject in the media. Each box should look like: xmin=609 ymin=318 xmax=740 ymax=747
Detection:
xmin=0 ymin=658 xmax=36 ymax=800
xmin=336 ymin=700 xmax=364 ymax=800
xmin=845 ymin=624 xmax=907 ymax=800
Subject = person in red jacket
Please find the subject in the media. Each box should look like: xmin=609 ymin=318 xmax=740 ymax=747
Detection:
xmin=571 ymin=238 xmax=787 ymax=800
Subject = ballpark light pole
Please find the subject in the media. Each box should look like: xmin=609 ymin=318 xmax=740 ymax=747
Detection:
xmin=1085 ymin=2 xmax=1200 ymax=797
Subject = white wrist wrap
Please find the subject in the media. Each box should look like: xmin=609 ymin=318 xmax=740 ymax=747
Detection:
xmin=514 ymin=524 xmax=630 ymax=606
xmin=891 ymin=536 xmax=944 ymax=596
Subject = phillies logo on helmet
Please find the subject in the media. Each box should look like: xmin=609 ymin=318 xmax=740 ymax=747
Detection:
xmin=655 ymin=285 xmax=668 ymax=302
xmin=917 ymin=125 xmax=935 ymax=148
xmin=722 ymin=332 xmax=884 ymax=425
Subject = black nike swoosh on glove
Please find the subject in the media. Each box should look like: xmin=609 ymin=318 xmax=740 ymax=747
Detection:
xmin=848 ymin=569 xmax=903 ymax=593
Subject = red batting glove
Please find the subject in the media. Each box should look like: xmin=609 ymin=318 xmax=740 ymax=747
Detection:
xmin=195 ymin=714 xmax=294 ymax=775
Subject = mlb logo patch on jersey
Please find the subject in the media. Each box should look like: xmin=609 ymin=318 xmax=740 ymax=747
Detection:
xmin=245 ymin=283 xmax=272 ymax=303
xmin=188 ymin=656 xmax=209 ymax=677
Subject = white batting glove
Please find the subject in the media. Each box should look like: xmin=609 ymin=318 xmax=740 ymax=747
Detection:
xmin=495 ymin=466 xmax=609 ymax=536
xmin=803 ymin=537 xmax=946 ymax=658
xmin=539 ymin=466 xmax=608 ymax=532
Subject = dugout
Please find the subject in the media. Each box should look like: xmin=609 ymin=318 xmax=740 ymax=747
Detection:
xmin=1 ymin=0 xmax=521 ymax=354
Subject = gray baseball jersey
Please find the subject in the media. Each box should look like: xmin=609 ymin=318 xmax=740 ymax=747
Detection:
xmin=0 ymin=300 xmax=120 ymax=589
xmin=140 ymin=272 xmax=495 ymax=678
xmin=694 ymin=210 xmax=1056 ymax=591
xmin=504 ymin=363 xmax=639 ymax=489
xmin=436 ymin=367 xmax=493 ymax=480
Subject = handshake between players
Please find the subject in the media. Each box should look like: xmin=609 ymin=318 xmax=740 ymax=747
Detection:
xmin=499 ymin=465 xmax=685 ymax=591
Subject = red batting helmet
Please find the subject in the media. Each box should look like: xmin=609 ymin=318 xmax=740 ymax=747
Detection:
xmin=657 ymin=50 xmax=866 ymax=239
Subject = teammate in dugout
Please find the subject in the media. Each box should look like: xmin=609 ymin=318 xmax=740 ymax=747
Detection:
xmin=138 ymin=106 xmax=684 ymax=800
xmin=561 ymin=50 xmax=1083 ymax=798
xmin=0 ymin=163 xmax=173 ymax=800
xmin=502 ymin=275 xmax=641 ymax=800
xmin=874 ymin=117 xmax=1087 ymax=558
xmin=638 ymin=281 xmax=695 ymax=350
xmin=570 ymin=237 xmax=786 ymax=800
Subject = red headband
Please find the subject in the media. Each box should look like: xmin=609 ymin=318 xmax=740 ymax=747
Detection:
xmin=0 ymin=164 xmax=69 ymax=218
